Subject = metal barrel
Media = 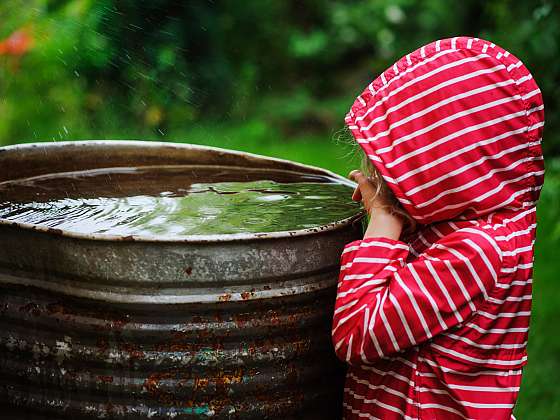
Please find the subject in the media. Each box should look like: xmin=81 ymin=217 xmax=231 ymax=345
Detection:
xmin=0 ymin=141 xmax=363 ymax=419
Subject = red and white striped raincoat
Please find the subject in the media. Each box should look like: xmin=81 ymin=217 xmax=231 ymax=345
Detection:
xmin=332 ymin=36 xmax=544 ymax=419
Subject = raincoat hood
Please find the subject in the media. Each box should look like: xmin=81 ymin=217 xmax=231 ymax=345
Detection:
xmin=346 ymin=36 xmax=545 ymax=224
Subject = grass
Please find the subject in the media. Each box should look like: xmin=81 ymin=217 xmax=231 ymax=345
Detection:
xmin=2 ymin=124 xmax=559 ymax=419
xmin=514 ymin=165 xmax=560 ymax=420
xmin=173 ymin=123 xmax=358 ymax=175
xmin=1 ymin=120 xmax=360 ymax=176
xmin=517 ymin=235 xmax=560 ymax=419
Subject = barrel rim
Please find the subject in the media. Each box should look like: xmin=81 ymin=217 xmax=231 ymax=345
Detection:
xmin=0 ymin=140 xmax=365 ymax=243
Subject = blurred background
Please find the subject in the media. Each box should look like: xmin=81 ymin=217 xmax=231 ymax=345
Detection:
xmin=1 ymin=1 xmax=559 ymax=417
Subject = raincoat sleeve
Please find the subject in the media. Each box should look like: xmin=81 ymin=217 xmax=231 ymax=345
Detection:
xmin=331 ymin=228 xmax=503 ymax=366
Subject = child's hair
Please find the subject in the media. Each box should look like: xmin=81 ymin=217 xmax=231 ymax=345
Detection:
xmin=335 ymin=127 xmax=418 ymax=236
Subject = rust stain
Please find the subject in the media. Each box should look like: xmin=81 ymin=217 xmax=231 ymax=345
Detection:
xmin=218 ymin=293 xmax=232 ymax=302
xmin=45 ymin=303 xmax=65 ymax=315
xmin=193 ymin=376 xmax=209 ymax=391
xmin=18 ymin=302 xmax=41 ymax=317
xmin=97 ymin=375 xmax=114 ymax=384
xmin=120 ymin=343 xmax=145 ymax=360
xmin=109 ymin=318 xmax=129 ymax=330
xmin=144 ymin=371 xmax=175 ymax=405
xmin=96 ymin=337 xmax=109 ymax=354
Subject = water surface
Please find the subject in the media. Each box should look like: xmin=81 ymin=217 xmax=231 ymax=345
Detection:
xmin=0 ymin=166 xmax=361 ymax=237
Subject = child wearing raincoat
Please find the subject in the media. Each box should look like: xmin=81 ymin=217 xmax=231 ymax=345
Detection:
xmin=332 ymin=36 xmax=544 ymax=419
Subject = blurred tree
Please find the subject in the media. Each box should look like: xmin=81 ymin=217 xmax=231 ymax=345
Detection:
xmin=0 ymin=0 xmax=558 ymax=155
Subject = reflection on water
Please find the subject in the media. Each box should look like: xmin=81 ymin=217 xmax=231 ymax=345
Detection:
xmin=0 ymin=166 xmax=361 ymax=237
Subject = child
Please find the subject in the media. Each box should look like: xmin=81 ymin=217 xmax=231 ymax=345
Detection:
xmin=332 ymin=36 xmax=544 ymax=419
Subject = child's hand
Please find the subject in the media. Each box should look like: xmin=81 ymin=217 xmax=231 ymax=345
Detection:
xmin=349 ymin=169 xmax=404 ymax=240
xmin=348 ymin=170 xmax=388 ymax=215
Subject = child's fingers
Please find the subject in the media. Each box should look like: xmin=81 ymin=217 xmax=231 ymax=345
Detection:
xmin=348 ymin=171 xmax=362 ymax=202
xmin=348 ymin=170 xmax=376 ymax=200
xmin=352 ymin=185 xmax=362 ymax=202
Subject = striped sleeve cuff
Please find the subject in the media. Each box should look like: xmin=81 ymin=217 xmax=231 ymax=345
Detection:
xmin=340 ymin=237 xmax=410 ymax=268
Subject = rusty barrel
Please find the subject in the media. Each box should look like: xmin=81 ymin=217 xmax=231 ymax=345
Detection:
xmin=0 ymin=141 xmax=363 ymax=419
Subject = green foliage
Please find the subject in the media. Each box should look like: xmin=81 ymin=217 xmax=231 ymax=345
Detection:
xmin=0 ymin=0 xmax=559 ymax=156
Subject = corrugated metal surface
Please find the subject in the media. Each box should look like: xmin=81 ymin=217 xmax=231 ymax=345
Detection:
xmin=0 ymin=141 xmax=363 ymax=419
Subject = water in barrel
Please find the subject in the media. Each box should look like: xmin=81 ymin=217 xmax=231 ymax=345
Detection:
xmin=0 ymin=166 xmax=360 ymax=237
